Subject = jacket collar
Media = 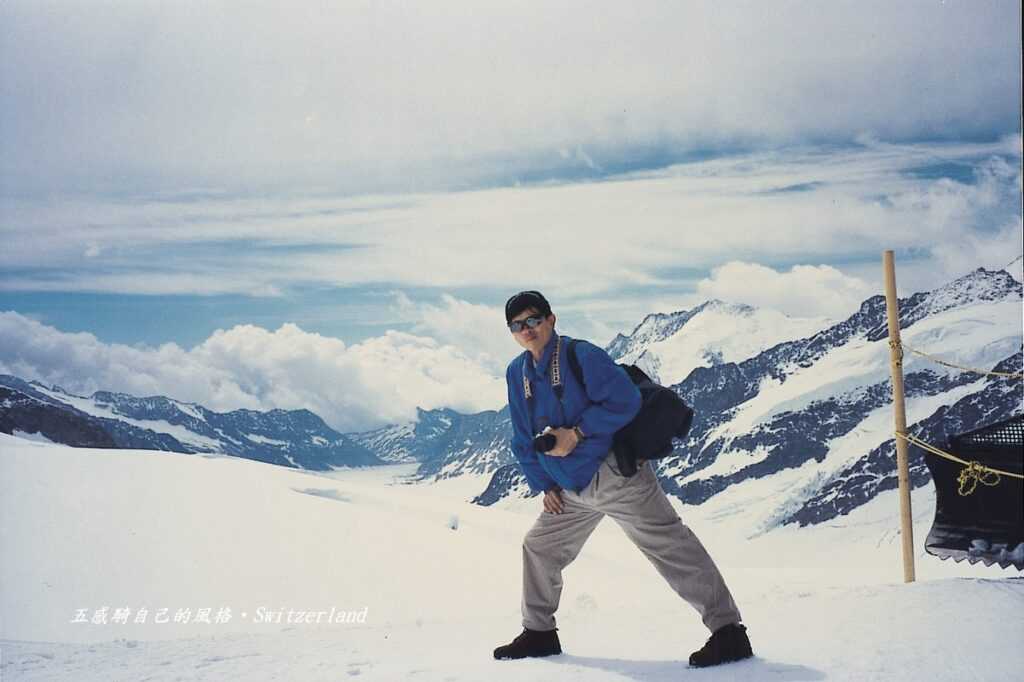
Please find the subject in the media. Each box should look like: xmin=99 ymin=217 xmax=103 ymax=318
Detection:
xmin=530 ymin=331 xmax=560 ymax=377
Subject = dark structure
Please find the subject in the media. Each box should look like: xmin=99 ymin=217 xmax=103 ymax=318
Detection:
xmin=924 ymin=414 xmax=1023 ymax=570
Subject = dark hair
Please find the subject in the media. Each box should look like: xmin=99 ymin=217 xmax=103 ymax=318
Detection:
xmin=505 ymin=290 xmax=552 ymax=323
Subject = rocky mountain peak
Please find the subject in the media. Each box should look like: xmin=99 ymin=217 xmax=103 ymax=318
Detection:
xmin=895 ymin=267 xmax=1022 ymax=334
xmin=0 ymin=376 xmax=381 ymax=470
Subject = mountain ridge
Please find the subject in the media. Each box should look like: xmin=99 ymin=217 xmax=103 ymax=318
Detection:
xmin=3 ymin=262 xmax=1020 ymax=533
xmin=0 ymin=377 xmax=381 ymax=470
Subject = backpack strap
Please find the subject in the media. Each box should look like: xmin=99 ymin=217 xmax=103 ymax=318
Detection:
xmin=567 ymin=339 xmax=587 ymax=396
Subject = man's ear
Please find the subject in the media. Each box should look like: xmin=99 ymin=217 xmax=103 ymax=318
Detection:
xmin=549 ymin=314 xmax=556 ymax=327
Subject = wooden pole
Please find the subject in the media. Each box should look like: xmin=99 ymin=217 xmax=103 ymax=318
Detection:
xmin=883 ymin=250 xmax=916 ymax=583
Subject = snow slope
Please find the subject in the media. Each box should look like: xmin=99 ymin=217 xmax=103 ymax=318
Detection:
xmin=659 ymin=270 xmax=1023 ymax=526
xmin=612 ymin=301 xmax=831 ymax=386
xmin=0 ymin=376 xmax=381 ymax=470
xmin=2 ymin=433 xmax=1021 ymax=681
xmin=703 ymin=297 xmax=1020 ymax=448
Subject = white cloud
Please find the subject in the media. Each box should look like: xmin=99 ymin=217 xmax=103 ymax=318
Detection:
xmin=1 ymin=1 xmax=1019 ymax=194
xmin=401 ymin=294 xmax=518 ymax=375
xmin=929 ymin=220 xmax=1024 ymax=279
xmin=2 ymin=141 xmax=1019 ymax=302
xmin=0 ymin=142 xmax=1019 ymax=350
xmin=0 ymin=311 xmax=505 ymax=433
xmin=697 ymin=262 xmax=873 ymax=319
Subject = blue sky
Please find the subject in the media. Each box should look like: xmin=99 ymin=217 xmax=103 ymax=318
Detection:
xmin=1 ymin=1 xmax=1021 ymax=432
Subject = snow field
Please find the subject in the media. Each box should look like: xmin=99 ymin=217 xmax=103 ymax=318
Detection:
xmin=2 ymin=433 xmax=1022 ymax=681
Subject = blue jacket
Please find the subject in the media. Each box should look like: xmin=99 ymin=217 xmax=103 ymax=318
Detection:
xmin=506 ymin=332 xmax=642 ymax=493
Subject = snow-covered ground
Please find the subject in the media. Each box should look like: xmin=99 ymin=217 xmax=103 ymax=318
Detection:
xmin=1 ymin=433 xmax=1021 ymax=681
xmin=618 ymin=303 xmax=831 ymax=387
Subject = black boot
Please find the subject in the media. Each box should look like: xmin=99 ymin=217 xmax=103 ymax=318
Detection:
xmin=493 ymin=627 xmax=561 ymax=660
xmin=689 ymin=623 xmax=753 ymax=667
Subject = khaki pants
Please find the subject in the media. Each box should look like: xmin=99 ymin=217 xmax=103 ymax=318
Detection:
xmin=521 ymin=452 xmax=742 ymax=632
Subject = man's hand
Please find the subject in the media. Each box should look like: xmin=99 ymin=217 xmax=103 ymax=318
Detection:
xmin=545 ymin=427 xmax=580 ymax=457
xmin=543 ymin=488 xmax=564 ymax=514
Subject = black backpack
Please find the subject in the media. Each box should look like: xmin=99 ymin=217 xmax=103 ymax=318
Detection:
xmin=566 ymin=339 xmax=694 ymax=477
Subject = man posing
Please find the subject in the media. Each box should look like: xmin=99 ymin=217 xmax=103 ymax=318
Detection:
xmin=493 ymin=290 xmax=753 ymax=668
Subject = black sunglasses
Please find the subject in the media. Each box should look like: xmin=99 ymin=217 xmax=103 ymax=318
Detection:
xmin=508 ymin=316 xmax=545 ymax=333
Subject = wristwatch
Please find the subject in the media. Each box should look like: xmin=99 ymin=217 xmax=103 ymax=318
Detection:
xmin=572 ymin=425 xmax=585 ymax=441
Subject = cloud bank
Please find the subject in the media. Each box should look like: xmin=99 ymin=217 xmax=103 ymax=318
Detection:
xmin=697 ymin=262 xmax=872 ymax=319
xmin=3 ymin=139 xmax=1020 ymax=318
xmin=0 ymin=311 xmax=507 ymax=433
xmin=1 ymin=1 xmax=1020 ymax=194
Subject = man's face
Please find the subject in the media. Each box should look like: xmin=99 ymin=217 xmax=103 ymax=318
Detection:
xmin=509 ymin=307 xmax=556 ymax=356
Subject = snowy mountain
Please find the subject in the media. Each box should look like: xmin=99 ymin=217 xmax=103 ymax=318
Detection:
xmin=0 ymin=376 xmax=380 ymax=470
xmin=344 ymin=421 xmax=419 ymax=463
xmin=344 ymin=406 xmax=532 ymax=501
xmin=357 ymin=266 xmax=1023 ymax=533
xmin=2 ymin=265 xmax=1020 ymax=534
xmin=352 ymin=300 xmax=832 ymax=492
xmin=661 ymin=267 xmax=1022 ymax=529
xmin=608 ymin=300 xmax=831 ymax=386
xmin=346 ymin=407 xmax=515 ymax=475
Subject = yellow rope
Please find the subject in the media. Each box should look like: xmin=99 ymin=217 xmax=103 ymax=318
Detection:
xmin=897 ymin=341 xmax=1023 ymax=379
xmin=955 ymin=462 xmax=1001 ymax=497
xmin=894 ymin=431 xmax=1023 ymax=496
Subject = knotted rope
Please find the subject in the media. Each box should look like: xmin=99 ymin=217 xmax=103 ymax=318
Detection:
xmin=894 ymin=431 xmax=1022 ymax=496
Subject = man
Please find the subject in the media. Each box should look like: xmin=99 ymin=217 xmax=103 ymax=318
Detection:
xmin=493 ymin=290 xmax=753 ymax=668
